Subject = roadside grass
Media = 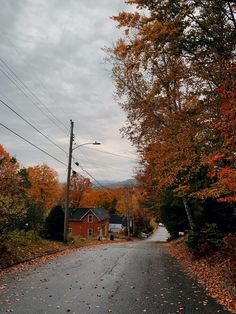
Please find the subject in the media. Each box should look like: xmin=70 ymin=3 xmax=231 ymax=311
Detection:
xmin=0 ymin=232 xmax=118 ymax=269
xmin=0 ymin=231 xmax=66 ymax=268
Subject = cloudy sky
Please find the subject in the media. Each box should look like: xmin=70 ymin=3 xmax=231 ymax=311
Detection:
xmin=0 ymin=0 xmax=138 ymax=183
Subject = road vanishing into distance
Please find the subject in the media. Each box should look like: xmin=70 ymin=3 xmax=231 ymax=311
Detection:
xmin=0 ymin=229 xmax=229 ymax=314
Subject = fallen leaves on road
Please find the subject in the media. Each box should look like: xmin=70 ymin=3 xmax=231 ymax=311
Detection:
xmin=0 ymin=239 xmax=122 ymax=279
xmin=166 ymin=238 xmax=236 ymax=313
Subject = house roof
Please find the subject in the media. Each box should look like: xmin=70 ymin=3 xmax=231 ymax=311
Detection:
xmin=109 ymin=213 xmax=127 ymax=226
xmin=68 ymin=208 xmax=109 ymax=222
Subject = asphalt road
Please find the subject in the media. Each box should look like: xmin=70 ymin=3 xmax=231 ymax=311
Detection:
xmin=0 ymin=240 xmax=229 ymax=314
xmin=147 ymin=226 xmax=170 ymax=242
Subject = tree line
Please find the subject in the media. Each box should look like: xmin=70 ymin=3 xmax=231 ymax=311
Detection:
xmin=108 ymin=0 xmax=236 ymax=255
xmin=0 ymin=144 xmax=150 ymax=249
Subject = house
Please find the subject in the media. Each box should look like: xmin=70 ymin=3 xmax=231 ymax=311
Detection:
xmin=68 ymin=207 xmax=109 ymax=238
xmin=109 ymin=213 xmax=127 ymax=233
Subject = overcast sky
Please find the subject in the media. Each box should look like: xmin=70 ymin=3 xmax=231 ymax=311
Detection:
xmin=0 ymin=0 xmax=138 ymax=183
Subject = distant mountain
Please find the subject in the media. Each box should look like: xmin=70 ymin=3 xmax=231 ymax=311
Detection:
xmin=92 ymin=178 xmax=138 ymax=189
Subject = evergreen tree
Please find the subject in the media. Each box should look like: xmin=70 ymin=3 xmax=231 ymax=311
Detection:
xmin=45 ymin=205 xmax=64 ymax=241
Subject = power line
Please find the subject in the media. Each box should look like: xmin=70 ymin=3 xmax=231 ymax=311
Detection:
xmin=74 ymin=170 xmax=101 ymax=190
xmin=0 ymin=58 xmax=68 ymax=131
xmin=0 ymin=60 xmax=68 ymax=135
xmin=78 ymin=164 xmax=108 ymax=190
xmin=0 ymin=122 xmax=67 ymax=166
xmin=0 ymin=91 xmax=39 ymax=128
xmin=0 ymin=98 xmax=68 ymax=155
xmin=80 ymin=145 xmax=137 ymax=160
xmin=77 ymin=165 xmax=114 ymax=197
xmin=0 ymin=36 xmax=71 ymax=127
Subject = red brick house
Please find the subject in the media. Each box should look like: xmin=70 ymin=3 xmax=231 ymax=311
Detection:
xmin=68 ymin=208 xmax=109 ymax=238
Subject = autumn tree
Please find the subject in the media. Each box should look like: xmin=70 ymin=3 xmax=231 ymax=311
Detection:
xmin=116 ymin=187 xmax=149 ymax=234
xmin=0 ymin=145 xmax=25 ymax=196
xmin=79 ymin=187 xmax=120 ymax=213
xmin=0 ymin=145 xmax=27 ymax=236
xmin=69 ymin=172 xmax=92 ymax=208
xmin=109 ymin=0 xmax=236 ymax=230
xmin=26 ymin=164 xmax=62 ymax=215
xmin=191 ymin=65 xmax=236 ymax=203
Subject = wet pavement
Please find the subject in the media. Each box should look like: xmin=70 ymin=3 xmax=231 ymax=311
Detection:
xmin=147 ymin=226 xmax=170 ymax=242
xmin=0 ymin=241 xmax=229 ymax=314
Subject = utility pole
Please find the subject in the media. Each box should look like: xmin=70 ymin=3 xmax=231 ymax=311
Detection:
xmin=63 ymin=119 xmax=74 ymax=242
xmin=125 ymin=188 xmax=130 ymax=238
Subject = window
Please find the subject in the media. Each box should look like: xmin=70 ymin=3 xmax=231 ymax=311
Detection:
xmin=68 ymin=227 xmax=72 ymax=234
xmin=88 ymin=228 xmax=93 ymax=236
xmin=88 ymin=214 xmax=93 ymax=223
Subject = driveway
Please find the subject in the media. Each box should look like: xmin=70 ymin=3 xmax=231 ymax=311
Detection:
xmin=0 ymin=241 xmax=229 ymax=314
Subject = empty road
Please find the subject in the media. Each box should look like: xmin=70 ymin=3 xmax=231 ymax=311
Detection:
xmin=0 ymin=239 xmax=229 ymax=314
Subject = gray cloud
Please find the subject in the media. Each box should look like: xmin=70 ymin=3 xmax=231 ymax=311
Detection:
xmin=0 ymin=0 xmax=137 ymax=182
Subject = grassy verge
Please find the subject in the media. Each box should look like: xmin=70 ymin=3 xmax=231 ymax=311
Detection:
xmin=0 ymin=231 xmax=113 ymax=269
xmin=0 ymin=231 xmax=67 ymax=268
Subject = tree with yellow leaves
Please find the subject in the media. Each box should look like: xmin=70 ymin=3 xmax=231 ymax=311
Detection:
xmin=26 ymin=164 xmax=62 ymax=215
xmin=0 ymin=145 xmax=26 ymax=234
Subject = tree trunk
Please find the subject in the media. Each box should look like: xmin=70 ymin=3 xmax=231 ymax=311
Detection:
xmin=183 ymin=198 xmax=194 ymax=230
xmin=132 ymin=216 xmax=135 ymax=236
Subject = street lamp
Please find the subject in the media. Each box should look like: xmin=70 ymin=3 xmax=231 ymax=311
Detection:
xmin=73 ymin=141 xmax=101 ymax=151
xmin=63 ymin=120 xmax=101 ymax=241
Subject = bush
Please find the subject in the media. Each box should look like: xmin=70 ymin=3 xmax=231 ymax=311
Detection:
xmin=0 ymin=231 xmax=43 ymax=268
xmin=20 ymin=202 xmax=45 ymax=234
xmin=202 ymin=198 xmax=236 ymax=234
xmin=186 ymin=223 xmax=223 ymax=257
xmin=45 ymin=205 xmax=64 ymax=241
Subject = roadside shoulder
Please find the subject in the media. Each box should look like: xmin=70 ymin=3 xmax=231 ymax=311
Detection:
xmin=165 ymin=238 xmax=236 ymax=313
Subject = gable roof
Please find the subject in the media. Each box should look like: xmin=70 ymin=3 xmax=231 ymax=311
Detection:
xmin=109 ymin=213 xmax=127 ymax=226
xmin=68 ymin=208 xmax=109 ymax=222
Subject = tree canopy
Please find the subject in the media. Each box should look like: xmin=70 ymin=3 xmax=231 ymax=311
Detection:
xmin=108 ymin=0 xmax=236 ymax=230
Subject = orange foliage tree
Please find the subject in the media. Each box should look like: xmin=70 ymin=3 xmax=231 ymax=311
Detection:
xmin=80 ymin=187 xmax=121 ymax=213
xmin=108 ymin=0 xmax=236 ymax=229
xmin=26 ymin=164 xmax=62 ymax=215
xmin=201 ymin=66 xmax=236 ymax=203
xmin=69 ymin=172 xmax=92 ymax=208
xmin=0 ymin=145 xmax=26 ymax=233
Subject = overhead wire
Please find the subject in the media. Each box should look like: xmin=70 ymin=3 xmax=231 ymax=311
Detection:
xmin=71 ymin=162 xmax=101 ymax=190
xmin=80 ymin=145 xmax=137 ymax=161
xmin=0 ymin=122 xmax=67 ymax=167
xmin=74 ymin=163 xmax=114 ymax=196
xmin=0 ymin=39 xmax=136 ymax=183
xmin=72 ymin=135 xmax=136 ymax=188
xmin=74 ymin=135 xmax=137 ymax=161
xmin=0 ymin=57 xmax=69 ymax=131
xmin=0 ymin=34 xmax=71 ymax=126
xmin=79 ymin=165 xmax=106 ymax=189
xmin=0 ymin=59 xmax=68 ymax=135
xmin=0 ymin=91 xmax=40 ymax=127
xmin=0 ymin=98 xmax=68 ymax=156
xmin=0 ymin=34 xmax=136 ymax=176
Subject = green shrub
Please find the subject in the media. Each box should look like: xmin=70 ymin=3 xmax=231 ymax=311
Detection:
xmin=18 ymin=202 xmax=45 ymax=234
xmin=186 ymin=223 xmax=223 ymax=257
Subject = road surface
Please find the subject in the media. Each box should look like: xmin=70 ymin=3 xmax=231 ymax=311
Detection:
xmin=0 ymin=240 xmax=229 ymax=314
xmin=147 ymin=226 xmax=170 ymax=242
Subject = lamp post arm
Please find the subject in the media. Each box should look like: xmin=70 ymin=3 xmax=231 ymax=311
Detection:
xmin=73 ymin=141 xmax=101 ymax=151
